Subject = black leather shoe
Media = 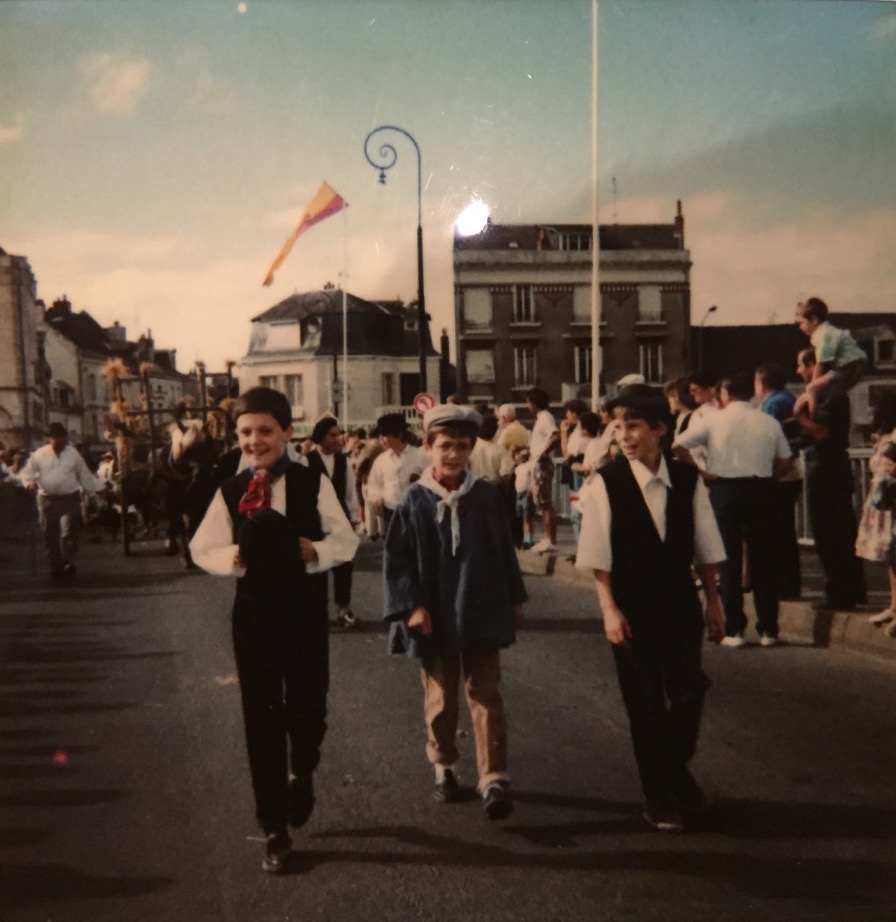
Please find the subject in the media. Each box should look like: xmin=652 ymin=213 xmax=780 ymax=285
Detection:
xmin=432 ymin=768 xmax=460 ymax=803
xmin=482 ymin=782 xmax=513 ymax=820
xmin=643 ymin=798 xmax=685 ymax=833
xmin=261 ymin=830 xmax=292 ymax=873
xmin=288 ymin=774 xmax=315 ymax=828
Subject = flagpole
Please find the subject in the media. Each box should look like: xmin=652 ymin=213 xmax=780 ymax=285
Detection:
xmin=341 ymin=205 xmax=349 ymax=426
xmin=590 ymin=0 xmax=602 ymax=411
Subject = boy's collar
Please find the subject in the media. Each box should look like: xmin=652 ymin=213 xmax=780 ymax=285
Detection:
xmin=252 ymin=451 xmax=291 ymax=478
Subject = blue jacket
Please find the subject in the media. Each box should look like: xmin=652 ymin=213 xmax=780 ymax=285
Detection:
xmin=383 ymin=478 xmax=527 ymax=657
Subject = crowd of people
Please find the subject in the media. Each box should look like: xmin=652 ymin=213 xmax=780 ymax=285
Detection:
xmin=3 ymin=297 xmax=896 ymax=873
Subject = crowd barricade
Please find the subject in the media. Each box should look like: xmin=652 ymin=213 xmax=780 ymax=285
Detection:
xmin=551 ymin=448 xmax=874 ymax=549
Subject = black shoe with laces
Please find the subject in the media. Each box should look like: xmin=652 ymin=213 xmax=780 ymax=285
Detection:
xmin=482 ymin=781 xmax=513 ymax=820
xmin=432 ymin=768 xmax=460 ymax=803
xmin=261 ymin=829 xmax=292 ymax=873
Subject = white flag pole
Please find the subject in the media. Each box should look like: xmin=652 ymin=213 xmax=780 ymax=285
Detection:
xmin=590 ymin=0 xmax=602 ymax=411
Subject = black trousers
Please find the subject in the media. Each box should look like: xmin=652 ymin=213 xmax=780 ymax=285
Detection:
xmin=331 ymin=560 xmax=353 ymax=608
xmin=612 ymin=615 xmax=709 ymax=804
xmin=771 ymin=480 xmax=802 ymax=599
xmin=231 ymin=583 xmax=329 ymax=834
xmin=805 ymin=453 xmax=867 ymax=607
xmin=709 ymin=478 xmax=779 ymax=637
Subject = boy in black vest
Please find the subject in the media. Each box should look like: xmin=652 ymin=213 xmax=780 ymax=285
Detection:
xmin=307 ymin=416 xmax=361 ymax=628
xmin=576 ymin=385 xmax=726 ymax=832
xmin=190 ymin=387 xmax=358 ymax=873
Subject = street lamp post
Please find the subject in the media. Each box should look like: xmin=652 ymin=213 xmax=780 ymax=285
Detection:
xmin=363 ymin=125 xmax=428 ymax=393
xmin=698 ymin=304 xmax=718 ymax=370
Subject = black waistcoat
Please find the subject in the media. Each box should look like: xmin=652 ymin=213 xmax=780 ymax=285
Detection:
xmin=307 ymin=450 xmax=349 ymax=516
xmin=220 ymin=462 xmax=326 ymax=603
xmin=599 ymin=455 xmax=701 ymax=628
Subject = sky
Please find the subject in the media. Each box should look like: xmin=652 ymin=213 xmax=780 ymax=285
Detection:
xmin=1 ymin=0 xmax=894 ymax=371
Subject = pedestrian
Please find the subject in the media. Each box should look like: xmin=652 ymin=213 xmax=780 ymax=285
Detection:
xmin=673 ymin=372 xmax=793 ymax=646
xmin=754 ymin=362 xmax=802 ymax=599
xmin=366 ymin=412 xmax=426 ymax=535
xmin=792 ymin=348 xmax=868 ymax=610
xmin=511 ymin=443 xmax=535 ymax=549
xmin=307 ymin=416 xmax=362 ymax=629
xmin=793 ymin=296 xmax=867 ymax=417
xmin=664 ymin=376 xmax=696 ymax=437
xmin=526 ymin=387 xmax=560 ymax=553
xmin=383 ymin=404 xmax=526 ymax=821
xmin=469 ymin=413 xmax=512 ymax=484
xmin=576 ymin=384 xmax=725 ymax=833
xmin=20 ymin=422 xmax=97 ymax=579
xmin=189 ymin=386 xmax=359 ymax=874
xmin=495 ymin=403 xmax=530 ymax=455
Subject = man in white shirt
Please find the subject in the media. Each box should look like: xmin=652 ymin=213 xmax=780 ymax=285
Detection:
xmin=366 ymin=413 xmax=425 ymax=534
xmin=526 ymin=388 xmax=560 ymax=553
xmin=21 ymin=422 xmax=97 ymax=579
xmin=674 ymin=372 xmax=793 ymax=647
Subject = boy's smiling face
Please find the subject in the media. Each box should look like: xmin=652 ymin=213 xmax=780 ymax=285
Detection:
xmin=236 ymin=412 xmax=293 ymax=470
xmin=614 ymin=410 xmax=666 ymax=470
xmin=427 ymin=432 xmax=474 ymax=484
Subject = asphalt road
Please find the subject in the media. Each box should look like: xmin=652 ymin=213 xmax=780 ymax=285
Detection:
xmin=1 ymin=535 xmax=895 ymax=922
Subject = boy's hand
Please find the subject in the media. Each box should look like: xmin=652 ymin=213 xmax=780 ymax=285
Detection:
xmin=513 ymin=604 xmax=524 ymax=627
xmin=703 ymin=597 xmax=725 ymax=644
xmin=299 ymin=537 xmax=318 ymax=563
xmin=407 ymin=606 xmax=433 ymax=636
xmin=603 ymin=606 xmax=632 ymax=647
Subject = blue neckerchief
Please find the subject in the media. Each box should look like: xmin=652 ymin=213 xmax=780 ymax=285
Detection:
xmin=251 ymin=451 xmax=291 ymax=479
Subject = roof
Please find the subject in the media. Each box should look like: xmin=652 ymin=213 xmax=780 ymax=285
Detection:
xmin=251 ymin=289 xmax=404 ymax=323
xmin=453 ymin=222 xmax=682 ymax=252
xmin=45 ymin=302 xmax=112 ymax=357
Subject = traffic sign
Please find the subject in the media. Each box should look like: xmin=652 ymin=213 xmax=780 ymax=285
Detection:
xmin=413 ymin=392 xmax=436 ymax=414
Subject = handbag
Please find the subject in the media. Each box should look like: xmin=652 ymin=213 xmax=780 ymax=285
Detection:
xmin=854 ymin=501 xmax=893 ymax=563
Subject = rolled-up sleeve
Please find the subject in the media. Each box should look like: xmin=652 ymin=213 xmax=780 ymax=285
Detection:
xmin=306 ymin=475 xmax=359 ymax=574
xmin=692 ymin=477 xmax=726 ymax=565
xmin=189 ymin=490 xmax=244 ymax=576
xmin=574 ymin=477 xmax=613 ymax=572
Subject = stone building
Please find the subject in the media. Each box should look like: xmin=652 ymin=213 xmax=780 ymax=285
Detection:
xmin=452 ymin=202 xmax=692 ymax=410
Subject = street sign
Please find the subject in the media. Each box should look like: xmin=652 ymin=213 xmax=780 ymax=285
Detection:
xmin=413 ymin=392 xmax=436 ymax=414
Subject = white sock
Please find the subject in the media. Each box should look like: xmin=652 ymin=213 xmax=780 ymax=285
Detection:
xmin=434 ymin=763 xmax=455 ymax=782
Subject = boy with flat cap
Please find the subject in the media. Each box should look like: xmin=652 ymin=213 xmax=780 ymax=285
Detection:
xmin=383 ymin=404 xmax=527 ymax=820
xmin=576 ymin=384 xmax=726 ymax=833
xmin=190 ymin=386 xmax=358 ymax=873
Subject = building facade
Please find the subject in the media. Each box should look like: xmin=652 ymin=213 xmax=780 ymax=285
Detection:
xmin=237 ymin=288 xmax=440 ymax=429
xmin=453 ymin=203 xmax=691 ymax=408
xmin=0 ymin=248 xmax=45 ymax=448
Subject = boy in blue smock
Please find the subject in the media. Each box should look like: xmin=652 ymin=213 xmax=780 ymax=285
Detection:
xmin=383 ymin=404 xmax=527 ymax=820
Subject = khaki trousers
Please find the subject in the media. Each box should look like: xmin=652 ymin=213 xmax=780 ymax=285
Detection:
xmin=421 ymin=647 xmax=509 ymax=792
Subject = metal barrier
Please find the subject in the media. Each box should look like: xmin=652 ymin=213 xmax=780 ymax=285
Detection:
xmin=553 ymin=448 xmax=874 ymax=547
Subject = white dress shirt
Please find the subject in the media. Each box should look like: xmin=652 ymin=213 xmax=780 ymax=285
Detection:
xmin=365 ymin=443 xmax=426 ymax=510
xmin=576 ymin=456 xmax=725 ymax=573
xmin=530 ymin=409 xmax=559 ymax=460
xmin=189 ymin=471 xmax=359 ymax=577
xmin=674 ymin=400 xmax=791 ymax=478
xmin=20 ymin=444 xmax=96 ymax=498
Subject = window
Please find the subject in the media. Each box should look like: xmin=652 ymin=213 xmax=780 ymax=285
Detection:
xmin=639 ymin=342 xmax=663 ymax=383
xmin=86 ymin=373 xmax=97 ymax=402
xmin=260 ymin=375 xmax=278 ymax=390
xmin=513 ymin=285 xmax=535 ymax=323
xmin=466 ymin=348 xmax=495 ymax=384
xmin=637 ymin=286 xmax=663 ymax=323
xmin=462 ymin=288 xmax=492 ymax=330
xmin=514 ymin=345 xmax=537 ymax=387
xmin=574 ymin=345 xmax=592 ymax=384
xmin=572 ymin=286 xmax=592 ymax=322
xmin=266 ymin=321 xmax=300 ymax=351
xmin=558 ymin=231 xmax=592 ymax=252
xmin=381 ymin=372 xmax=395 ymax=406
xmin=875 ymin=337 xmax=895 ymax=366
xmin=284 ymin=374 xmax=303 ymax=407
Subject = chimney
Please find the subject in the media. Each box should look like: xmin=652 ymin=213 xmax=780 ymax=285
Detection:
xmin=51 ymin=295 xmax=72 ymax=316
xmin=673 ymin=200 xmax=685 ymax=249
xmin=106 ymin=321 xmax=127 ymax=343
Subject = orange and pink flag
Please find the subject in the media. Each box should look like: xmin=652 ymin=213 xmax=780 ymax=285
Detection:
xmin=262 ymin=181 xmax=347 ymax=287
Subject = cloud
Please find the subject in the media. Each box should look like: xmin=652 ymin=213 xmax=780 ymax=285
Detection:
xmin=0 ymin=114 xmax=25 ymax=147
xmin=79 ymin=52 xmax=151 ymax=116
